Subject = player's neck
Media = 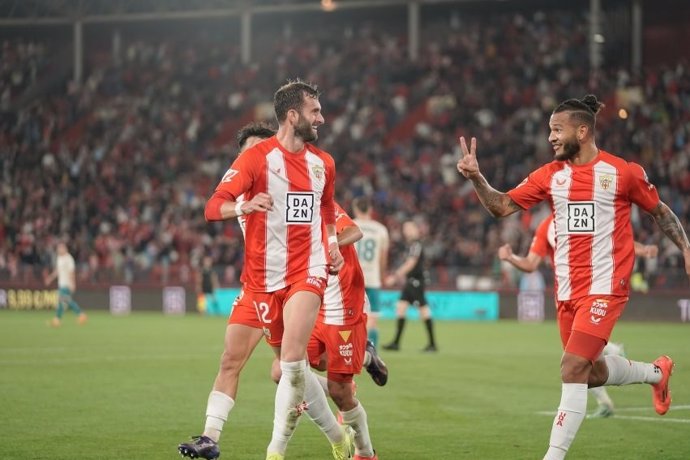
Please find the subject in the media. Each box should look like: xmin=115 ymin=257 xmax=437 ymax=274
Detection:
xmin=570 ymin=142 xmax=599 ymax=166
xmin=276 ymin=127 xmax=306 ymax=153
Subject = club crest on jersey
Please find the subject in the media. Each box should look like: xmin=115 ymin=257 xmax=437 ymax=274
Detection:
xmin=599 ymin=173 xmax=613 ymax=190
xmin=221 ymin=168 xmax=239 ymax=183
xmin=338 ymin=330 xmax=352 ymax=342
xmin=311 ymin=164 xmax=325 ymax=180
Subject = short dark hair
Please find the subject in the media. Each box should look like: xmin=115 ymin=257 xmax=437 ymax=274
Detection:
xmin=236 ymin=122 xmax=276 ymax=149
xmin=352 ymin=196 xmax=371 ymax=214
xmin=553 ymin=94 xmax=605 ymax=131
xmin=274 ymin=79 xmax=320 ymax=122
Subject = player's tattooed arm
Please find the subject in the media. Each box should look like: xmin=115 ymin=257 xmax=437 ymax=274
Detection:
xmin=456 ymin=135 xmax=521 ymax=217
xmin=469 ymin=173 xmax=522 ymax=218
xmin=649 ymin=201 xmax=690 ymax=251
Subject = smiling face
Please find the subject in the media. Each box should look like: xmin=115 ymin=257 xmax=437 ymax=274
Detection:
xmin=292 ymin=94 xmax=324 ymax=142
xmin=548 ymin=111 xmax=584 ymax=162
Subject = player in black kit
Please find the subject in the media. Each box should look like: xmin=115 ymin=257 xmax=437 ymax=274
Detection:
xmin=383 ymin=220 xmax=437 ymax=352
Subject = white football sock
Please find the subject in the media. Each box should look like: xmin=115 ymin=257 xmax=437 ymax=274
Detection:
xmin=543 ymin=383 xmax=587 ymax=460
xmin=588 ymin=386 xmax=613 ymax=409
xmin=203 ymin=390 xmax=235 ymax=442
xmin=303 ymin=365 xmax=343 ymax=444
xmin=341 ymin=402 xmax=375 ymax=457
xmin=604 ymin=355 xmax=661 ymax=385
xmin=267 ymin=360 xmax=306 ymax=455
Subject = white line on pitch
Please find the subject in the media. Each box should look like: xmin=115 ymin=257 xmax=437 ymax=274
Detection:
xmin=536 ymin=411 xmax=690 ymax=424
xmin=612 ymin=404 xmax=690 ymax=412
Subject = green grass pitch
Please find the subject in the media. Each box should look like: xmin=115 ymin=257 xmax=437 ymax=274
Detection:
xmin=1 ymin=310 xmax=688 ymax=459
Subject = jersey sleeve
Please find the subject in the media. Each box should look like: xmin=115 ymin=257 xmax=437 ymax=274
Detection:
xmin=506 ymin=166 xmax=550 ymax=210
xmin=408 ymin=241 xmax=422 ymax=260
xmin=215 ymin=152 xmax=257 ymax=200
xmin=320 ymin=155 xmax=336 ymax=226
xmin=627 ymin=162 xmax=660 ymax=212
xmin=529 ymin=217 xmax=551 ymax=258
xmin=205 ymin=152 xmax=257 ymax=221
xmin=335 ymin=203 xmax=356 ymax=234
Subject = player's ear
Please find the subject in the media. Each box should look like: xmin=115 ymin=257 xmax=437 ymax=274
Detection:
xmin=287 ymin=108 xmax=298 ymax=125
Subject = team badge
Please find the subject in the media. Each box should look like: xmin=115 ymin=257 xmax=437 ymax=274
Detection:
xmin=338 ymin=330 xmax=352 ymax=342
xmin=312 ymin=164 xmax=325 ymax=180
xmin=599 ymin=173 xmax=613 ymax=190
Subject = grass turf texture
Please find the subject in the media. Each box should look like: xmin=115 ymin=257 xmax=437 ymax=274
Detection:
xmin=1 ymin=310 xmax=688 ymax=459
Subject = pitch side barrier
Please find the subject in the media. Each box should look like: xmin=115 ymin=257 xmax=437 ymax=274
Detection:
xmin=0 ymin=285 xmax=687 ymax=322
xmin=502 ymin=289 xmax=690 ymax=323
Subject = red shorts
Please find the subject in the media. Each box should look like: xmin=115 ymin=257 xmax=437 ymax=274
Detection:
xmin=253 ymin=277 xmax=328 ymax=347
xmin=557 ymin=295 xmax=627 ymax=360
xmin=307 ymin=318 xmax=367 ymax=382
xmin=227 ymin=289 xmax=262 ymax=329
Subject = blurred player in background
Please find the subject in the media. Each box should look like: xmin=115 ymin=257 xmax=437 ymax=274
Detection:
xmin=269 ymin=203 xmax=385 ymax=460
xmin=498 ymin=212 xmax=659 ymax=418
xmin=198 ymin=255 xmax=221 ymax=315
xmin=352 ymin=196 xmax=390 ymax=349
xmin=203 ymin=80 xmax=347 ymax=460
xmin=383 ymin=220 xmax=437 ymax=352
xmin=44 ymin=242 xmax=87 ymax=327
xmin=458 ymin=94 xmax=690 ymax=459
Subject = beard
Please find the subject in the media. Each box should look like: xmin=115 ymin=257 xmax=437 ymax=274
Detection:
xmin=554 ymin=138 xmax=580 ymax=161
xmin=294 ymin=114 xmax=317 ymax=142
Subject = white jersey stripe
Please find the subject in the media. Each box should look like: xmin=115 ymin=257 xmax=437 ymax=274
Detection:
xmin=323 ymin=276 xmax=345 ymax=325
xmin=590 ymin=161 xmax=617 ymax=294
xmin=265 ymin=149 xmax=289 ymax=291
xmin=305 ymin=151 xmax=327 ymax=279
xmin=551 ymin=165 xmax=573 ymax=300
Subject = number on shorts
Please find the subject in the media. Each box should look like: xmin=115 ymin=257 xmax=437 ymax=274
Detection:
xmin=253 ymin=301 xmax=271 ymax=323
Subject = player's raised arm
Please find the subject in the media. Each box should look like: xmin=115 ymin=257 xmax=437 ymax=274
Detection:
xmin=456 ymin=136 xmax=522 ymax=218
xmin=647 ymin=201 xmax=690 ymax=280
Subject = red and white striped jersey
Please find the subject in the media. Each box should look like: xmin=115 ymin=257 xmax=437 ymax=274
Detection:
xmin=321 ymin=203 xmax=366 ymax=326
xmin=508 ymin=150 xmax=660 ymax=301
xmin=529 ymin=214 xmax=555 ymax=262
xmin=208 ymin=136 xmax=336 ymax=292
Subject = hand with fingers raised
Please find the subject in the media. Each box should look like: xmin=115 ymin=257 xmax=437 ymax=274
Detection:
xmin=456 ymin=136 xmax=480 ymax=179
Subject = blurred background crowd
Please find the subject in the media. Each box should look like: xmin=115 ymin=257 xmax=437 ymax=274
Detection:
xmin=1 ymin=0 xmax=688 ymax=290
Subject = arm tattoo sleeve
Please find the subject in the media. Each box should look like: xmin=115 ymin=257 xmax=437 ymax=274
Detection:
xmin=651 ymin=202 xmax=690 ymax=251
xmin=470 ymin=173 xmax=522 ymax=217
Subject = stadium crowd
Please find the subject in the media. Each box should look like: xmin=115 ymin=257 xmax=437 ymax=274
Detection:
xmin=1 ymin=6 xmax=688 ymax=289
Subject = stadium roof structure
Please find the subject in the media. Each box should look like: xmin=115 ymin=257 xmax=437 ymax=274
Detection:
xmin=0 ymin=0 xmax=508 ymax=24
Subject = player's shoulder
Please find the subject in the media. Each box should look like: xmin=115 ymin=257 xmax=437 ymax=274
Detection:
xmin=373 ymin=220 xmax=389 ymax=234
xmin=598 ymin=150 xmax=630 ymax=168
xmin=305 ymin=143 xmax=335 ymax=164
xmin=242 ymin=136 xmax=278 ymax=159
xmin=599 ymin=150 xmax=648 ymax=177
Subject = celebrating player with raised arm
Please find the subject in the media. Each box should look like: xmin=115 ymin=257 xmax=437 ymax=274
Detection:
xmin=458 ymin=94 xmax=690 ymax=459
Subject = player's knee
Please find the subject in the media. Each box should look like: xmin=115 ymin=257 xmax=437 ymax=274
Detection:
xmin=560 ymin=354 xmax=591 ymax=383
xmin=218 ymin=350 xmax=246 ymax=377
